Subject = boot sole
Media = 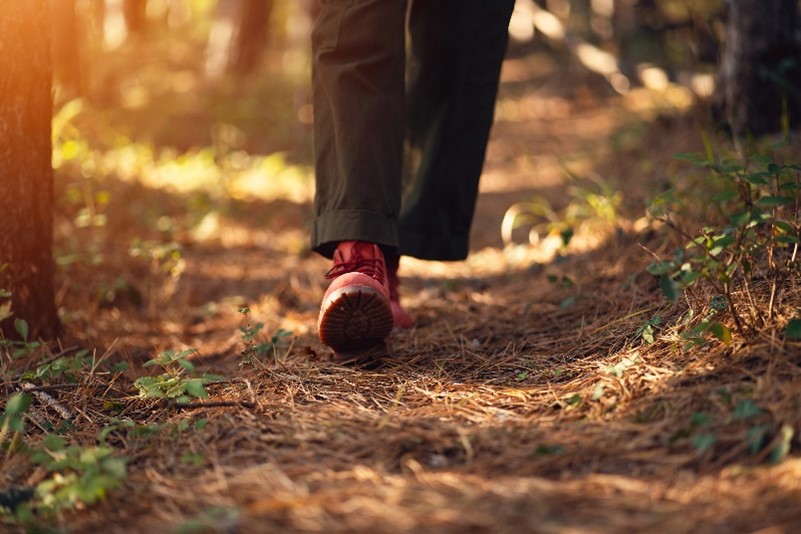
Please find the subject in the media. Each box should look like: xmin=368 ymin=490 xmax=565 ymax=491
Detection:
xmin=319 ymin=285 xmax=393 ymax=357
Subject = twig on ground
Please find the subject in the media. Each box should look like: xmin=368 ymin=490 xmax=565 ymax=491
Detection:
xmin=19 ymin=381 xmax=75 ymax=421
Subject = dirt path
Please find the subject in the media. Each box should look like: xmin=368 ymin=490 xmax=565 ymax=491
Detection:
xmin=27 ymin=49 xmax=801 ymax=533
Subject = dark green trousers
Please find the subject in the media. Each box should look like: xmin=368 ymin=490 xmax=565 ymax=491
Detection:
xmin=311 ymin=0 xmax=515 ymax=260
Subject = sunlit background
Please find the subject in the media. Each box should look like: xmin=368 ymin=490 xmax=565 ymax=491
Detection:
xmin=53 ymin=0 xmax=721 ymax=204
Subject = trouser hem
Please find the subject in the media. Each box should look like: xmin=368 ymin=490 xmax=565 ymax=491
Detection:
xmin=398 ymin=230 xmax=470 ymax=261
xmin=311 ymin=210 xmax=399 ymax=259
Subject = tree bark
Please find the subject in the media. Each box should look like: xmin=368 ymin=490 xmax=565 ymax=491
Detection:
xmin=205 ymin=0 xmax=273 ymax=79
xmin=52 ymin=0 xmax=83 ymax=100
xmin=714 ymin=0 xmax=801 ymax=135
xmin=229 ymin=0 xmax=273 ymax=75
xmin=0 ymin=0 xmax=61 ymax=340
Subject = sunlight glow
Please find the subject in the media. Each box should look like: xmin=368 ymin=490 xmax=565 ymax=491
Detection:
xmin=170 ymin=71 xmax=199 ymax=94
xmin=121 ymin=84 xmax=150 ymax=110
xmin=591 ymin=0 xmax=615 ymax=18
xmin=147 ymin=0 xmax=192 ymax=28
xmin=575 ymin=43 xmax=617 ymax=77
xmin=637 ymin=64 xmax=669 ymax=91
xmin=610 ymin=73 xmax=631 ymax=94
xmin=690 ymin=73 xmax=715 ymax=98
xmin=205 ymin=18 xmax=236 ymax=79
xmin=531 ymin=8 xmax=566 ymax=41
xmin=509 ymin=3 xmax=536 ymax=42
xmin=523 ymin=2 xmax=629 ymax=94
xmin=623 ymin=85 xmax=695 ymax=117
xmin=103 ymin=0 xmax=128 ymax=51
xmin=230 ymin=154 xmax=313 ymax=203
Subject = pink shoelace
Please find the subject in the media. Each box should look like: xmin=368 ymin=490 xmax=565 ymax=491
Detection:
xmin=324 ymin=244 xmax=386 ymax=282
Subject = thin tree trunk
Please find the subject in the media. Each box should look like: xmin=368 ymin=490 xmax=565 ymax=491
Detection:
xmin=714 ymin=0 xmax=801 ymax=135
xmin=123 ymin=0 xmax=148 ymax=35
xmin=229 ymin=0 xmax=273 ymax=75
xmin=205 ymin=0 xmax=273 ymax=79
xmin=0 ymin=0 xmax=61 ymax=341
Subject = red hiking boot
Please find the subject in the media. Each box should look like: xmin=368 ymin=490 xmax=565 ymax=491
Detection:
xmin=318 ymin=241 xmax=394 ymax=358
xmin=386 ymin=254 xmax=414 ymax=329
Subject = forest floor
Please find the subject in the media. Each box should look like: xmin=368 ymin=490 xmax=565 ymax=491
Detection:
xmin=4 ymin=39 xmax=801 ymax=533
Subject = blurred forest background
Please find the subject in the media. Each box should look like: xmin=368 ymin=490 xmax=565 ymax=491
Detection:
xmin=50 ymin=0 xmax=725 ymax=154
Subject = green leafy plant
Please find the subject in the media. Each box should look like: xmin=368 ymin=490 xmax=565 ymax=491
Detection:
xmin=0 ymin=294 xmax=10 ymax=323
xmin=532 ymin=444 xmax=565 ymax=456
xmin=636 ymin=314 xmax=663 ymax=344
xmin=0 ymin=265 xmax=11 ymax=323
xmin=238 ymin=307 xmax=291 ymax=366
xmin=175 ymin=506 xmax=243 ymax=534
xmin=1 ymin=398 xmax=127 ymax=521
xmin=786 ymin=318 xmax=801 ymax=340
xmin=648 ymin=149 xmax=801 ymax=341
xmin=502 ymin=177 xmax=621 ymax=248
xmin=134 ymin=349 xmax=222 ymax=402
xmin=99 ymin=416 xmax=208 ymax=445
xmin=0 ymin=394 xmax=31 ymax=454
xmin=690 ymin=419 xmax=716 ymax=453
xmin=21 ymin=349 xmax=92 ymax=383
xmin=0 ymin=319 xmax=44 ymax=358
xmin=670 ymin=395 xmax=792 ymax=463
xmin=26 ymin=435 xmax=128 ymax=512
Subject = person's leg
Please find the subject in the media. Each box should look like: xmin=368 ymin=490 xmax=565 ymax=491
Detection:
xmin=311 ymin=0 xmax=407 ymax=357
xmin=310 ymin=0 xmax=407 ymax=259
xmin=399 ymin=0 xmax=515 ymax=260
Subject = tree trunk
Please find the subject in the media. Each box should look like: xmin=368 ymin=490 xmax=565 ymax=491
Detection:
xmin=204 ymin=0 xmax=273 ymax=79
xmin=123 ymin=0 xmax=148 ymax=35
xmin=0 ymin=0 xmax=61 ymax=341
xmin=714 ymin=0 xmax=801 ymax=135
xmin=229 ymin=0 xmax=273 ymax=75
xmin=52 ymin=0 xmax=83 ymax=100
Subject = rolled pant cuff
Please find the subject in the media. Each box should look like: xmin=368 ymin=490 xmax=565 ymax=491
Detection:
xmin=398 ymin=230 xmax=470 ymax=261
xmin=311 ymin=209 xmax=399 ymax=259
